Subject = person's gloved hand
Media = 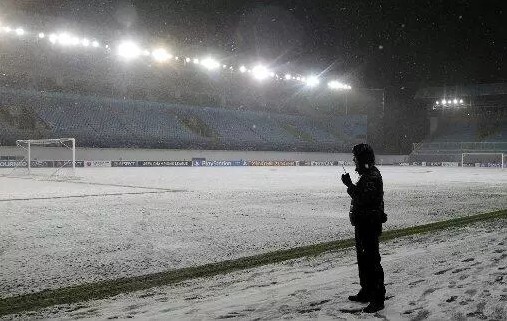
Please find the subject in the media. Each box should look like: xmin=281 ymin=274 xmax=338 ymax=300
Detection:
xmin=341 ymin=173 xmax=353 ymax=187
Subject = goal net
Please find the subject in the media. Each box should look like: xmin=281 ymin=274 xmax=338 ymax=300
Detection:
xmin=8 ymin=138 xmax=77 ymax=179
xmin=461 ymin=153 xmax=505 ymax=168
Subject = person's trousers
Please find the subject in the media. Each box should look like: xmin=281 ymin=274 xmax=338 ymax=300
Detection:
xmin=354 ymin=225 xmax=386 ymax=302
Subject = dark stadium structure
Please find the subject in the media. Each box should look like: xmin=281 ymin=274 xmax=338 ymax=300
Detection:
xmin=0 ymin=12 xmax=385 ymax=153
xmin=410 ymin=83 xmax=507 ymax=164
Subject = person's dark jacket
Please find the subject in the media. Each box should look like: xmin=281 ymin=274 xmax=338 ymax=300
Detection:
xmin=347 ymin=166 xmax=386 ymax=227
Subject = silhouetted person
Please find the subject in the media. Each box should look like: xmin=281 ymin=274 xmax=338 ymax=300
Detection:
xmin=341 ymin=143 xmax=386 ymax=313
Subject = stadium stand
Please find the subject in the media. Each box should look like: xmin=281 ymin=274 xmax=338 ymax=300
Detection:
xmin=410 ymin=84 xmax=507 ymax=163
xmin=0 ymin=87 xmax=367 ymax=152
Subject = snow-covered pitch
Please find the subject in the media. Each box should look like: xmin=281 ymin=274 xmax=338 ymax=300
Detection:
xmin=1 ymin=166 xmax=506 ymax=298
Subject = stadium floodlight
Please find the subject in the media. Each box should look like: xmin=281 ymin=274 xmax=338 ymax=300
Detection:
xmin=57 ymin=33 xmax=80 ymax=46
xmin=15 ymin=28 xmax=24 ymax=36
xmin=453 ymin=99 xmax=458 ymax=104
xmin=460 ymin=99 xmax=464 ymax=104
xmin=117 ymin=40 xmax=141 ymax=60
xmin=38 ymin=32 xmax=45 ymax=39
xmin=193 ymin=58 xmax=199 ymax=64
xmin=175 ymin=56 xmax=179 ymax=60
xmin=306 ymin=75 xmax=320 ymax=87
xmin=328 ymin=81 xmax=353 ymax=90
xmin=92 ymin=40 xmax=99 ymax=47
xmin=49 ymin=33 xmax=57 ymax=44
xmin=185 ymin=57 xmax=191 ymax=62
xmin=328 ymin=80 xmax=343 ymax=89
xmin=436 ymin=101 xmax=439 ymax=105
xmin=239 ymin=65 xmax=247 ymax=73
xmin=82 ymin=38 xmax=90 ymax=47
xmin=200 ymin=57 xmax=220 ymax=70
xmin=152 ymin=48 xmax=171 ymax=62
xmin=223 ymin=64 xmax=227 ymax=69
xmin=57 ymin=33 xmax=71 ymax=45
xmin=252 ymin=65 xmax=270 ymax=80
xmin=285 ymin=74 xmax=292 ymax=80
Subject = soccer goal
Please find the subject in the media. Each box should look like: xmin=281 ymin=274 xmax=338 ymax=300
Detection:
xmin=461 ymin=152 xmax=505 ymax=168
xmin=11 ymin=138 xmax=77 ymax=178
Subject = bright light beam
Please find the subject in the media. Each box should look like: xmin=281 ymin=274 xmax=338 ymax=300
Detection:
xmin=306 ymin=75 xmax=320 ymax=87
xmin=201 ymin=57 xmax=220 ymax=70
xmin=152 ymin=48 xmax=171 ymax=62
xmin=49 ymin=34 xmax=58 ymax=44
xmin=252 ymin=65 xmax=270 ymax=80
xmin=117 ymin=41 xmax=141 ymax=60
xmin=328 ymin=80 xmax=352 ymax=90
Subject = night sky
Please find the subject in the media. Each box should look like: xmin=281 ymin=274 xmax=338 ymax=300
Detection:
xmin=3 ymin=0 xmax=506 ymax=89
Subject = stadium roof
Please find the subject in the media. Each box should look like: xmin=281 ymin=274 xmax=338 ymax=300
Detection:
xmin=415 ymin=83 xmax=507 ymax=99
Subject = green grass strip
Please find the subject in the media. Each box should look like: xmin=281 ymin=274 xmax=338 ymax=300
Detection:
xmin=1 ymin=209 xmax=506 ymax=316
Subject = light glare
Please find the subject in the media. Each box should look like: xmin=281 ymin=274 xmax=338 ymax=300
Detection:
xmin=57 ymin=33 xmax=76 ymax=46
xmin=252 ymin=65 xmax=270 ymax=80
xmin=306 ymin=76 xmax=320 ymax=87
xmin=15 ymin=28 xmax=24 ymax=36
xmin=117 ymin=41 xmax=141 ymax=60
xmin=328 ymin=80 xmax=352 ymax=90
xmin=38 ymin=32 xmax=45 ymax=39
xmin=152 ymin=48 xmax=171 ymax=62
xmin=201 ymin=57 xmax=220 ymax=70
xmin=239 ymin=65 xmax=247 ymax=73
xmin=49 ymin=34 xmax=57 ymax=43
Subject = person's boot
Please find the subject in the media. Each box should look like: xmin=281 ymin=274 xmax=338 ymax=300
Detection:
xmin=363 ymin=301 xmax=384 ymax=313
xmin=348 ymin=291 xmax=370 ymax=303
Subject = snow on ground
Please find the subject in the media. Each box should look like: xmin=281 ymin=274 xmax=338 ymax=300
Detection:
xmin=5 ymin=218 xmax=507 ymax=320
xmin=0 ymin=166 xmax=506 ymax=298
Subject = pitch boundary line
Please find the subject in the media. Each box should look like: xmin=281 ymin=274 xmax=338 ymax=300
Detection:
xmin=0 ymin=175 xmax=186 ymax=192
xmin=0 ymin=190 xmax=186 ymax=202
xmin=0 ymin=209 xmax=505 ymax=316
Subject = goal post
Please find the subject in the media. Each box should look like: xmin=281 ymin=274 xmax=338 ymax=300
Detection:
xmin=14 ymin=138 xmax=77 ymax=177
xmin=461 ymin=152 xmax=504 ymax=168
